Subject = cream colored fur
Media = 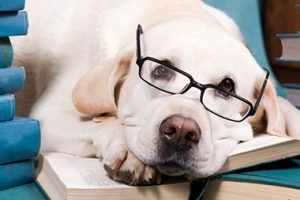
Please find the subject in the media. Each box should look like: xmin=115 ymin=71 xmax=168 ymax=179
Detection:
xmin=12 ymin=0 xmax=300 ymax=185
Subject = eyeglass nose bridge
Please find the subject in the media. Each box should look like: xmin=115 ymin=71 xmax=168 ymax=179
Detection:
xmin=190 ymin=80 xmax=206 ymax=93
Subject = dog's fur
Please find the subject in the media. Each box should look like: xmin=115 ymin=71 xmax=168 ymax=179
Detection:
xmin=12 ymin=0 xmax=300 ymax=185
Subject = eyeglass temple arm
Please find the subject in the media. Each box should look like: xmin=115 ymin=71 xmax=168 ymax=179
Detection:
xmin=136 ymin=24 xmax=143 ymax=63
xmin=253 ymin=69 xmax=270 ymax=112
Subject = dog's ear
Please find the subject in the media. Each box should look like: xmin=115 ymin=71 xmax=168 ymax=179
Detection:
xmin=250 ymin=78 xmax=300 ymax=138
xmin=72 ymin=48 xmax=133 ymax=116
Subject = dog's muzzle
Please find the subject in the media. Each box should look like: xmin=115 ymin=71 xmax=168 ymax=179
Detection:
xmin=155 ymin=114 xmax=201 ymax=175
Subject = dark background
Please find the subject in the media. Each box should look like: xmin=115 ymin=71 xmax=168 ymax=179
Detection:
xmin=263 ymin=0 xmax=300 ymax=83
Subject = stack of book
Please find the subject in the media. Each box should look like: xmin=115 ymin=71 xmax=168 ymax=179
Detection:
xmin=276 ymin=4 xmax=300 ymax=108
xmin=0 ymin=0 xmax=41 ymax=193
xmin=36 ymin=135 xmax=300 ymax=199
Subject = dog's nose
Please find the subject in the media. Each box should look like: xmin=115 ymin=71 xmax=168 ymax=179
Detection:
xmin=160 ymin=115 xmax=201 ymax=149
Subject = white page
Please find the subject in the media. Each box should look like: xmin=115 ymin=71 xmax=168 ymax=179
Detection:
xmin=230 ymin=134 xmax=292 ymax=156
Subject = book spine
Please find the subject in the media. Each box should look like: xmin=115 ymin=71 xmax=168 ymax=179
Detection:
xmin=276 ymin=57 xmax=300 ymax=63
xmin=0 ymin=0 xmax=25 ymax=12
xmin=0 ymin=11 xmax=28 ymax=37
xmin=0 ymin=37 xmax=13 ymax=68
xmin=0 ymin=67 xmax=25 ymax=95
xmin=0 ymin=160 xmax=35 ymax=190
xmin=276 ymin=33 xmax=300 ymax=38
xmin=0 ymin=94 xmax=15 ymax=122
xmin=0 ymin=117 xmax=40 ymax=165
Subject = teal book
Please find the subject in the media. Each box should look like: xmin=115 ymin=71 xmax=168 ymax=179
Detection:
xmin=0 ymin=182 xmax=49 ymax=200
xmin=203 ymin=157 xmax=300 ymax=199
xmin=0 ymin=94 xmax=15 ymax=122
xmin=0 ymin=117 xmax=40 ymax=165
xmin=0 ymin=67 xmax=25 ymax=95
xmin=0 ymin=160 xmax=36 ymax=191
xmin=0 ymin=0 xmax=25 ymax=12
xmin=0 ymin=11 xmax=28 ymax=37
xmin=0 ymin=37 xmax=13 ymax=68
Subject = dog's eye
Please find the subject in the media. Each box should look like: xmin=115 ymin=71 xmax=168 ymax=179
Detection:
xmin=151 ymin=64 xmax=175 ymax=81
xmin=217 ymin=78 xmax=235 ymax=97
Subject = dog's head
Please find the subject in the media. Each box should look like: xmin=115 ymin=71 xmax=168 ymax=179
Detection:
xmin=72 ymin=19 xmax=298 ymax=178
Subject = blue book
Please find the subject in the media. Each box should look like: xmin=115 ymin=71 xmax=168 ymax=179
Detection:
xmin=0 ymin=0 xmax=25 ymax=12
xmin=0 ymin=67 xmax=25 ymax=95
xmin=0 ymin=182 xmax=49 ymax=200
xmin=0 ymin=11 xmax=28 ymax=37
xmin=0 ymin=37 xmax=13 ymax=68
xmin=0 ymin=117 xmax=40 ymax=165
xmin=0 ymin=160 xmax=36 ymax=190
xmin=203 ymin=157 xmax=300 ymax=199
xmin=276 ymin=33 xmax=300 ymax=62
xmin=0 ymin=94 xmax=15 ymax=122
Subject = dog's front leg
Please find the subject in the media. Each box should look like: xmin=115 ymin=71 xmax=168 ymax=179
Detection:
xmin=93 ymin=118 xmax=161 ymax=186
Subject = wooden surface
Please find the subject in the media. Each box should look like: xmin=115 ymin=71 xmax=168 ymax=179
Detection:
xmin=262 ymin=0 xmax=300 ymax=83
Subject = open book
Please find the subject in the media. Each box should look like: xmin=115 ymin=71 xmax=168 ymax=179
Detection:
xmin=36 ymin=153 xmax=190 ymax=200
xmin=36 ymin=134 xmax=300 ymax=200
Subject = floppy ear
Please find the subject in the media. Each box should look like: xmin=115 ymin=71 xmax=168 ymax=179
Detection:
xmin=276 ymin=97 xmax=300 ymax=138
xmin=72 ymin=48 xmax=134 ymax=116
xmin=259 ymin=81 xmax=287 ymax=136
xmin=251 ymin=79 xmax=300 ymax=138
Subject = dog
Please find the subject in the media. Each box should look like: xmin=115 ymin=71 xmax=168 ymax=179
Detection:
xmin=12 ymin=0 xmax=300 ymax=185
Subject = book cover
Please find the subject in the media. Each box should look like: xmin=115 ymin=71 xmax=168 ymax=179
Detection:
xmin=0 ymin=94 xmax=15 ymax=122
xmin=203 ymin=157 xmax=300 ymax=199
xmin=0 ymin=11 xmax=28 ymax=37
xmin=0 ymin=160 xmax=36 ymax=190
xmin=0 ymin=37 xmax=13 ymax=68
xmin=0 ymin=0 xmax=25 ymax=12
xmin=0 ymin=182 xmax=48 ymax=200
xmin=0 ymin=117 xmax=40 ymax=165
xmin=276 ymin=33 xmax=300 ymax=62
xmin=0 ymin=66 xmax=25 ymax=95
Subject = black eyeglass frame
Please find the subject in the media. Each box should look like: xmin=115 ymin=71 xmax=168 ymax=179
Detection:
xmin=135 ymin=24 xmax=269 ymax=122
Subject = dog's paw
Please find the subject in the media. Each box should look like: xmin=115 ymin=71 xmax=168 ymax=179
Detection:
xmin=103 ymin=150 xmax=161 ymax=186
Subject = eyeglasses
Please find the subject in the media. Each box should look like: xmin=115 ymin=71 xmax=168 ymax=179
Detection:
xmin=135 ymin=24 xmax=269 ymax=122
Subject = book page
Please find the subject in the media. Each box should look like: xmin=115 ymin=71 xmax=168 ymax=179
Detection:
xmin=229 ymin=134 xmax=293 ymax=156
xmin=43 ymin=153 xmax=124 ymax=189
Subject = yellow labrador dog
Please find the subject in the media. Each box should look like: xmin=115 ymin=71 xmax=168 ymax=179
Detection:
xmin=13 ymin=0 xmax=300 ymax=185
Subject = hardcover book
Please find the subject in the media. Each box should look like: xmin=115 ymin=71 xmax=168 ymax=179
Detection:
xmin=0 ymin=182 xmax=48 ymax=200
xmin=0 ymin=117 xmax=40 ymax=165
xmin=276 ymin=33 xmax=300 ymax=62
xmin=0 ymin=66 xmax=25 ymax=95
xmin=0 ymin=160 xmax=36 ymax=190
xmin=0 ymin=94 xmax=15 ymax=122
xmin=0 ymin=11 xmax=28 ymax=37
xmin=0 ymin=37 xmax=13 ymax=68
xmin=0 ymin=0 xmax=25 ymax=12
xmin=204 ymin=157 xmax=300 ymax=200
xmin=37 ymin=134 xmax=300 ymax=200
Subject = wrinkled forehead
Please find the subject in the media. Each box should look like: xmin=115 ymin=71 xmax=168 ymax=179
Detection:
xmin=141 ymin=19 xmax=263 ymax=91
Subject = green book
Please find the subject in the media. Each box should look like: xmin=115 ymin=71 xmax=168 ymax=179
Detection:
xmin=203 ymin=157 xmax=300 ymax=200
